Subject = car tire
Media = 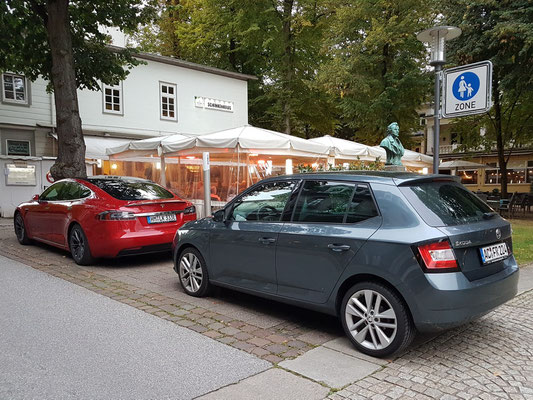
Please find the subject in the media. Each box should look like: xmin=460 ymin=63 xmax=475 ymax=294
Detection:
xmin=69 ymin=224 xmax=94 ymax=266
xmin=341 ymin=281 xmax=415 ymax=358
xmin=177 ymin=247 xmax=210 ymax=297
xmin=14 ymin=213 xmax=32 ymax=245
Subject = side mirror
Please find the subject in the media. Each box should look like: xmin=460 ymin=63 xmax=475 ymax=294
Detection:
xmin=212 ymin=209 xmax=225 ymax=222
xmin=32 ymin=194 xmax=40 ymax=201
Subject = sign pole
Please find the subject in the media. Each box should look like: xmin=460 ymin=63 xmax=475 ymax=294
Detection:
xmin=202 ymin=152 xmax=211 ymax=218
xmin=433 ymin=65 xmax=442 ymax=174
xmin=416 ymin=26 xmax=461 ymax=174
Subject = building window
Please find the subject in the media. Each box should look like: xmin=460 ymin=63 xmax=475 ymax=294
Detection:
xmin=6 ymin=139 xmax=31 ymax=156
xmin=160 ymin=82 xmax=177 ymax=121
xmin=458 ymin=169 xmax=478 ymax=185
xmin=102 ymin=83 xmax=122 ymax=114
xmin=484 ymin=162 xmax=528 ymax=184
xmin=2 ymin=73 xmax=28 ymax=105
xmin=527 ymin=161 xmax=533 ymax=183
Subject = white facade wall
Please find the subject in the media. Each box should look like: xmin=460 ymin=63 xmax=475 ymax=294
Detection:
xmin=1 ymin=57 xmax=250 ymax=146
xmin=0 ymin=77 xmax=54 ymax=128
xmin=77 ymin=59 xmax=249 ymax=137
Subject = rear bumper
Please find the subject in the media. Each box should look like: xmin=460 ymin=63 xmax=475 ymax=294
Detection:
xmin=87 ymin=222 xmax=180 ymax=258
xmin=408 ymin=261 xmax=519 ymax=332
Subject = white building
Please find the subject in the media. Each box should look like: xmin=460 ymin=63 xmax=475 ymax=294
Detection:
xmin=0 ymin=47 xmax=254 ymax=217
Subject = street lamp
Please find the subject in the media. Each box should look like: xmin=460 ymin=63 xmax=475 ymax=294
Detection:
xmin=417 ymin=26 xmax=461 ymax=174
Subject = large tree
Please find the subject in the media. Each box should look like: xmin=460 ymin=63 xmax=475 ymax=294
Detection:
xmin=138 ymin=0 xmax=337 ymax=138
xmin=318 ymin=0 xmax=435 ymax=145
xmin=0 ymin=0 xmax=156 ymax=179
xmin=442 ymin=0 xmax=533 ymax=197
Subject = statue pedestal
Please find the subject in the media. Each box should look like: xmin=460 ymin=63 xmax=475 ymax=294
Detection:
xmin=384 ymin=165 xmax=407 ymax=172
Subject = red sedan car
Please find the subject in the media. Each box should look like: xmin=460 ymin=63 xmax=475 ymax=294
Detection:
xmin=14 ymin=176 xmax=196 ymax=265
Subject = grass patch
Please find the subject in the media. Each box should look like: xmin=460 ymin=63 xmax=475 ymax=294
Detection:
xmin=509 ymin=219 xmax=533 ymax=266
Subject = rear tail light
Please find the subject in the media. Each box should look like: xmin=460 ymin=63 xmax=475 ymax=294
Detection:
xmin=97 ymin=211 xmax=136 ymax=221
xmin=183 ymin=205 xmax=196 ymax=215
xmin=417 ymin=240 xmax=458 ymax=271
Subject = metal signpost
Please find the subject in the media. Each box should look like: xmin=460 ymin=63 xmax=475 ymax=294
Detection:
xmin=442 ymin=61 xmax=492 ymax=118
xmin=417 ymin=27 xmax=494 ymax=173
xmin=202 ymin=152 xmax=211 ymax=217
xmin=417 ymin=26 xmax=461 ymax=173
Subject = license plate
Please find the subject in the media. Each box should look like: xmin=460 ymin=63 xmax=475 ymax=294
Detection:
xmin=147 ymin=213 xmax=177 ymax=224
xmin=480 ymin=242 xmax=509 ymax=264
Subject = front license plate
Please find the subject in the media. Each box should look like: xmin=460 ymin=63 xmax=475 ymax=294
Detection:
xmin=147 ymin=213 xmax=177 ymax=224
xmin=480 ymin=242 xmax=509 ymax=264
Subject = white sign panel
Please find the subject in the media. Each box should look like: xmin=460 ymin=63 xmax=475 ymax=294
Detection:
xmin=442 ymin=61 xmax=492 ymax=118
xmin=194 ymin=96 xmax=234 ymax=112
xmin=5 ymin=163 xmax=36 ymax=186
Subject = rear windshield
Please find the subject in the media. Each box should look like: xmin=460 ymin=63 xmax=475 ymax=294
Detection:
xmin=88 ymin=179 xmax=174 ymax=201
xmin=399 ymin=180 xmax=492 ymax=226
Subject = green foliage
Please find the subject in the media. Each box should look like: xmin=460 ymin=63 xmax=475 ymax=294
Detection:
xmin=442 ymin=0 xmax=533 ymax=195
xmin=138 ymin=0 xmax=337 ymax=138
xmin=318 ymin=0 xmax=435 ymax=145
xmin=0 ymin=0 xmax=157 ymax=91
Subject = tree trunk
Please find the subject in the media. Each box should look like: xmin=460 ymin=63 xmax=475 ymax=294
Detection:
xmin=46 ymin=0 xmax=86 ymax=180
xmin=493 ymin=78 xmax=507 ymax=198
xmin=281 ymin=0 xmax=294 ymax=135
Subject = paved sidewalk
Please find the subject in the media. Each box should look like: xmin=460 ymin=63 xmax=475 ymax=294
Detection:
xmin=1 ymin=219 xmax=533 ymax=399
xmin=0 ymin=255 xmax=269 ymax=399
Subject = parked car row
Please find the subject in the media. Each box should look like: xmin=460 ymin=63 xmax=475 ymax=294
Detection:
xmin=14 ymin=172 xmax=519 ymax=357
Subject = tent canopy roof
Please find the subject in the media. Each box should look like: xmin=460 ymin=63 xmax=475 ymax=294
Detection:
xmin=439 ymin=160 xmax=488 ymax=169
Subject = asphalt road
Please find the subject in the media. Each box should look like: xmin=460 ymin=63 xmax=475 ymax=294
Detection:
xmin=0 ymin=255 xmax=269 ymax=400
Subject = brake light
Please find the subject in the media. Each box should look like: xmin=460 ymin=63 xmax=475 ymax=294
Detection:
xmin=417 ymin=241 xmax=458 ymax=271
xmin=97 ymin=211 xmax=136 ymax=220
xmin=183 ymin=205 xmax=196 ymax=215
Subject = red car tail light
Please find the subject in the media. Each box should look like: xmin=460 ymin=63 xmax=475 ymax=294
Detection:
xmin=183 ymin=205 xmax=196 ymax=215
xmin=417 ymin=241 xmax=458 ymax=271
xmin=97 ymin=211 xmax=136 ymax=221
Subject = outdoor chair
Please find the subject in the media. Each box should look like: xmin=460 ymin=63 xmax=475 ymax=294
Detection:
xmin=499 ymin=192 xmax=516 ymax=218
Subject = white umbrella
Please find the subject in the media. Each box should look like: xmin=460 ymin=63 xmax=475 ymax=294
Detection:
xmin=308 ymin=135 xmax=380 ymax=161
xmin=439 ymin=160 xmax=488 ymax=169
xmin=163 ymin=125 xmax=331 ymax=157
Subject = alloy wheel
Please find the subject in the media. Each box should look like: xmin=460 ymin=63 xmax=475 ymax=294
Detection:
xmin=179 ymin=252 xmax=203 ymax=293
xmin=70 ymin=229 xmax=85 ymax=261
xmin=15 ymin=215 xmax=25 ymax=242
xmin=345 ymin=289 xmax=397 ymax=351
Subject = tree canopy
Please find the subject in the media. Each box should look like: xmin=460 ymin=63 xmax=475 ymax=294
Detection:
xmin=442 ymin=0 xmax=533 ymax=195
xmin=0 ymin=0 xmax=156 ymax=179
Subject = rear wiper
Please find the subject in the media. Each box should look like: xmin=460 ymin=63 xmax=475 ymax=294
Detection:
xmin=483 ymin=212 xmax=498 ymax=219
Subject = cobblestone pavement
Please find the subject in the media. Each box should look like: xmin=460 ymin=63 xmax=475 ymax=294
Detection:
xmin=327 ymin=292 xmax=533 ymax=400
xmin=2 ymin=219 xmax=533 ymax=399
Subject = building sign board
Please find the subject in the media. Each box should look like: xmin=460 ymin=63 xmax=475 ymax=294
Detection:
xmin=5 ymin=163 xmax=36 ymax=186
xmin=195 ymin=96 xmax=234 ymax=112
xmin=6 ymin=139 xmax=31 ymax=156
xmin=442 ymin=61 xmax=492 ymax=118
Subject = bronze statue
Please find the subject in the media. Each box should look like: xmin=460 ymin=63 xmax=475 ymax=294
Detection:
xmin=380 ymin=122 xmax=404 ymax=166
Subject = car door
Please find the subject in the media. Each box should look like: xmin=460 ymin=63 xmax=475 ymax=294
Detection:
xmin=25 ymin=182 xmax=66 ymax=241
xmin=276 ymin=180 xmax=381 ymax=303
xmin=52 ymin=181 xmax=91 ymax=246
xmin=209 ymin=180 xmax=298 ymax=294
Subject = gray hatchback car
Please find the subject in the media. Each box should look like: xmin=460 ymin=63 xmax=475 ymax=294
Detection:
xmin=172 ymin=172 xmax=519 ymax=357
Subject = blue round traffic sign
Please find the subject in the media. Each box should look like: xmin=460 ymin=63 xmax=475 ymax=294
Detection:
xmin=452 ymin=72 xmax=480 ymax=101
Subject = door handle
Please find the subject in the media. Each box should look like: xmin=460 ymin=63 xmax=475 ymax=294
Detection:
xmin=259 ymin=237 xmax=276 ymax=244
xmin=328 ymin=244 xmax=350 ymax=252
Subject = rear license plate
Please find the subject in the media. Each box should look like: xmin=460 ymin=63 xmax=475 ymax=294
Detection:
xmin=147 ymin=213 xmax=177 ymax=224
xmin=480 ymin=242 xmax=509 ymax=264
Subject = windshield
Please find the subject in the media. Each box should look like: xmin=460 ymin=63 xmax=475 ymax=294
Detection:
xmin=88 ymin=179 xmax=174 ymax=201
xmin=399 ymin=180 xmax=493 ymax=226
